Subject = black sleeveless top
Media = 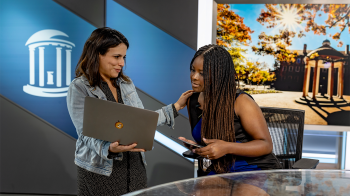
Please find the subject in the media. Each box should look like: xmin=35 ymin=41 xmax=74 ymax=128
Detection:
xmin=187 ymin=90 xmax=281 ymax=170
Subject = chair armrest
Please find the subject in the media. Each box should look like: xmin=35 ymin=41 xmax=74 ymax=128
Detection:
xmin=292 ymin=158 xmax=319 ymax=169
xmin=182 ymin=150 xmax=201 ymax=159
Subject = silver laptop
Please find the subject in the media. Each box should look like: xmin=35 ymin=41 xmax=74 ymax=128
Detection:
xmin=83 ymin=96 xmax=159 ymax=151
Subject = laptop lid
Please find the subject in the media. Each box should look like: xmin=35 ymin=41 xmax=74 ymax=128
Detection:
xmin=83 ymin=96 xmax=159 ymax=151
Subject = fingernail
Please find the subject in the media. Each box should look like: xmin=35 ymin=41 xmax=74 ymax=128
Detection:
xmin=192 ymin=149 xmax=195 ymax=153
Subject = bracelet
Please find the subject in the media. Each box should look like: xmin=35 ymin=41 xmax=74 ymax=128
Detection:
xmin=172 ymin=104 xmax=179 ymax=118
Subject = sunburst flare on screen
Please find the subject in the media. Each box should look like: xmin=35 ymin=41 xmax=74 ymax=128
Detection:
xmin=275 ymin=4 xmax=303 ymax=32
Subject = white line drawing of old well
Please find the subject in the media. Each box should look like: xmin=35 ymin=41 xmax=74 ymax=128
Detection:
xmin=23 ymin=29 xmax=75 ymax=97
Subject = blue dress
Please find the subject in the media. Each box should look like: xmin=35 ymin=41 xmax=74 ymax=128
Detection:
xmin=192 ymin=118 xmax=261 ymax=175
xmin=190 ymin=91 xmax=280 ymax=175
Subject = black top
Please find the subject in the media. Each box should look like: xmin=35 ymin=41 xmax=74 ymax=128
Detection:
xmin=187 ymin=90 xmax=281 ymax=170
xmin=100 ymin=81 xmax=124 ymax=104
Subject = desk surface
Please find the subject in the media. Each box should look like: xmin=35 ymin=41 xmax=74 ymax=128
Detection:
xmin=124 ymin=169 xmax=350 ymax=196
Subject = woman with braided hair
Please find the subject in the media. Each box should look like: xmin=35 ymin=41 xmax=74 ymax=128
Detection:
xmin=179 ymin=44 xmax=281 ymax=176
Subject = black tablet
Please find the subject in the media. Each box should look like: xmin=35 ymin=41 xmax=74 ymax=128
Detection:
xmin=171 ymin=136 xmax=204 ymax=148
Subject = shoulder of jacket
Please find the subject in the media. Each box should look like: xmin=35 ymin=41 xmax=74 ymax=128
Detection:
xmin=73 ymin=76 xmax=90 ymax=87
xmin=70 ymin=77 xmax=79 ymax=85
xmin=121 ymin=78 xmax=134 ymax=87
xmin=69 ymin=77 xmax=82 ymax=87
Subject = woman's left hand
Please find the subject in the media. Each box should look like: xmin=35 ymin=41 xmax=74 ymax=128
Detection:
xmin=174 ymin=90 xmax=194 ymax=111
xmin=193 ymin=138 xmax=230 ymax=160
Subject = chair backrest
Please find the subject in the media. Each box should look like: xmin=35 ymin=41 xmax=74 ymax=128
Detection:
xmin=260 ymin=107 xmax=305 ymax=169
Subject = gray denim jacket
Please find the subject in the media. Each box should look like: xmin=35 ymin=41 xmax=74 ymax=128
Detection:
xmin=67 ymin=75 xmax=176 ymax=176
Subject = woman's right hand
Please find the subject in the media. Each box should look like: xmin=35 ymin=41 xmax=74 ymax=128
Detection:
xmin=178 ymin=137 xmax=198 ymax=151
xmin=109 ymin=141 xmax=145 ymax=153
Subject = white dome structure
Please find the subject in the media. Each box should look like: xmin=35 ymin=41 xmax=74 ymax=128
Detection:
xmin=23 ymin=29 xmax=75 ymax=97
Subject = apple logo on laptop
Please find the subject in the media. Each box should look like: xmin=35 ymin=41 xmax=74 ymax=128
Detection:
xmin=115 ymin=121 xmax=124 ymax=129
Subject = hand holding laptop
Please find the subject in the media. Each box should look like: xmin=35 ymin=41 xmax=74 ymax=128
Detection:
xmin=109 ymin=141 xmax=145 ymax=153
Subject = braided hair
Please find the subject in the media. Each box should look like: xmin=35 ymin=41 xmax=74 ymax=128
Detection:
xmin=190 ymin=44 xmax=237 ymax=174
xmin=76 ymin=27 xmax=131 ymax=87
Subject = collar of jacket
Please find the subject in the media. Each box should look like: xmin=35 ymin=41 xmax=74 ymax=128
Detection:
xmin=79 ymin=75 xmax=128 ymax=100
xmin=80 ymin=74 xmax=127 ymax=85
xmin=80 ymin=75 xmax=127 ymax=87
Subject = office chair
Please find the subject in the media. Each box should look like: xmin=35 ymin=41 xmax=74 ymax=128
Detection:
xmin=260 ymin=107 xmax=319 ymax=169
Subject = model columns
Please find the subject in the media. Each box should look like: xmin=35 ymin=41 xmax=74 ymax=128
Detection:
xmin=312 ymin=60 xmax=319 ymax=99
xmin=302 ymin=58 xmax=310 ymax=97
xmin=327 ymin=62 xmax=334 ymax=99
xmin=338 ymin=62 xmax=344 ymax=99
xmin=315 ymin=66 xmax=321 ymax=95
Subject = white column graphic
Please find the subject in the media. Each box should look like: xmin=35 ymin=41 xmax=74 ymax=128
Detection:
xmin=47 ymin=71 xmax=54 ymax=85
xmin=24 ymin=30 xmax=76 ymax=97
xmin=29 ymin=48 xmax=35 ymax=85
xmin=66 ymin=49 xmax=72 ymax=86
xmin=39 ymin=47 xmax=45 ymax=87
xmin=56 ymin=47 xmax=62 ymax=87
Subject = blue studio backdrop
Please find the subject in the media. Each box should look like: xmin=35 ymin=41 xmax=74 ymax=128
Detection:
xmin=106 ymin=0 xmax=195 ymax=115
xmin=0 ymin=0 xmax=95 ymax=138
xmin=0 ymin=0 xmax=195 ymax=138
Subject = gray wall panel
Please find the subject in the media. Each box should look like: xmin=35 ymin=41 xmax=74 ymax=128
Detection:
xmin=0 ymin=95 xmax=77 ymax=195
xmin=137 ymin=87 xmax=195 ymax=186
xmin=114 ymin=0 xmax=198 ymax=50
xmin=212 ymin=1 xmax=218 ymax=45
xmin=53 ymin=0 xmax=105 ymax=27
xmin=136 ymin=88 xmax=193 ymax=145
xmin=145 ymin=142 xmax=193 ymax=187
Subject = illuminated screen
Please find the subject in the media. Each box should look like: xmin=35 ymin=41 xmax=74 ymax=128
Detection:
xmin=217 ymin=4 xmax=350 ymax=126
